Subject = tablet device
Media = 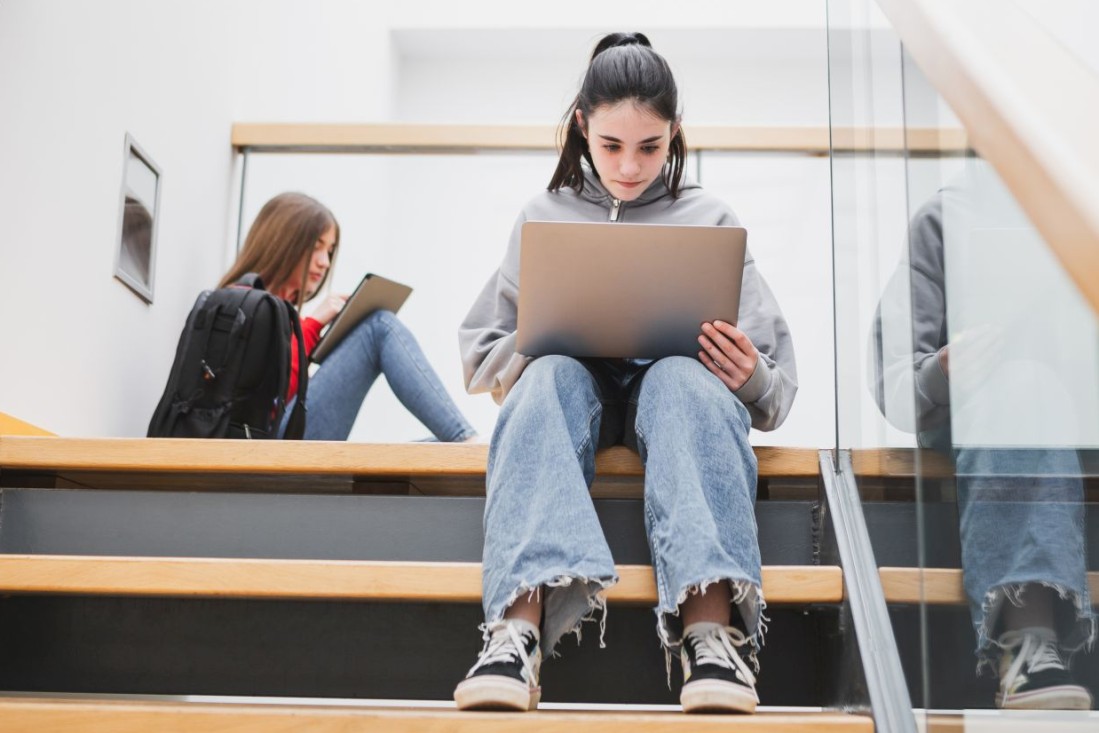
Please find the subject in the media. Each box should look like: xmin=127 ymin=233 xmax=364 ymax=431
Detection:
xmin=516 ymin=221 xmax=746 ymax=359
xmin=310 ymin=273 xmax=413 ymax=364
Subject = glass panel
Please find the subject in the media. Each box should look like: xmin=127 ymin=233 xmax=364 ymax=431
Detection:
xmin=826 ymin=0 xmax=929 ymax=723
xmin=900 ymin=41 xmax=1099 ymax=726
xmin=240 ymin=148 xmax=833 ymax=446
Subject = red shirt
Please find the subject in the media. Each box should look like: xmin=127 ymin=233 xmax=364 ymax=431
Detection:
xmin=288 ymin=316 xmax=323 ymax=401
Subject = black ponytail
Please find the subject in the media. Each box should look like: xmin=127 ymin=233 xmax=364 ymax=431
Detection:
xmin=549 ymin=32 xmax=687 ymax=198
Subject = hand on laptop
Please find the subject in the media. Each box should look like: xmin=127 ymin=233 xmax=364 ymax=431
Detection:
xmin=309 ymin=293 xmax=349 ymax=326
xmin=698 ymin=320 xmax=759 ymax=391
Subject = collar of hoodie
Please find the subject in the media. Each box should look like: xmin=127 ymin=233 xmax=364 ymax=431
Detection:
xmin=577 ymin=165 xmax=700 ymax=212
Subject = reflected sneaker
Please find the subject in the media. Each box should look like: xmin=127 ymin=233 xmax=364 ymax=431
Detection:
xmin=995 ymin=627 xmax=1092 ymax=710
xmin=454 ymin=619 xmax=542 ymax=711
xmin=680 ymin=622 xmax=759 ymax=714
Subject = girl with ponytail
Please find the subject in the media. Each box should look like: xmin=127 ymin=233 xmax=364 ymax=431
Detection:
xmin=456 ymin=32 xmax=797 ymax=714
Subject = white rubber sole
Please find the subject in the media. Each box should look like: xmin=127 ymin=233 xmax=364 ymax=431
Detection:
xmin=680 ymin=679 xmax=758 ymax=714
xmin=454 ymin=675 xmax=540 ymax=712
xmin=997 ymin=684 xmax=1093 ymax=711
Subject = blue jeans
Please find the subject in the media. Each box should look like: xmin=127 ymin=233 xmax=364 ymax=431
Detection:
xmin=283 ymin=310 xmax=474 ymax=442
xmin=482 ymin=355 xmax=763 ymax=657
xmin=955 ymin=446 xmax=1095 ymax=669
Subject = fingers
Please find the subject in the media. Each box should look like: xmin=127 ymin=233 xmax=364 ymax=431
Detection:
xmin=700 ymin=321 xmax=756 ymax=368
xmin=698 ymin=321 xmax=759 ymax=391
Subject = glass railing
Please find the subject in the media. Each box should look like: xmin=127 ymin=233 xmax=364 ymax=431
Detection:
xmin=237 ymin=145 xmax=835 ymax=447
xmin=829 ymin=0 xmax=1098 ymax=727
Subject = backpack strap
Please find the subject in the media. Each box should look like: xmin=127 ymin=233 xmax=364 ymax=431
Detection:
xmin=236 ymin=273 xmax=266 ymax=290
xmin=281 ymin=300 xmax=309 ymax=440
xmin=148 ymin=290 xmax=211 ymax=436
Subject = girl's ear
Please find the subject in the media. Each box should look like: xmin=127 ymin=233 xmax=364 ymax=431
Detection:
xmin=574 ymin=108 xmax=587 ymax=138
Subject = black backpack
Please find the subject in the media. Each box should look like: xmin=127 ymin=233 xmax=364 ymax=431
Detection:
xmin=148 ymin=274 xmax=307 ymax=439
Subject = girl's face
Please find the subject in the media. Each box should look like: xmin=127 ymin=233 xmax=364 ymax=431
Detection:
xmin=578 ymin=101 xmax=676 ymax=202
xmin=277 ymin=224 xmax=337 ymax=302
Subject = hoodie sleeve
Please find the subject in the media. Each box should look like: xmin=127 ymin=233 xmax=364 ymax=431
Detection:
xmin=459 ymin=213 xmax=533 ymax=404
xmin=733 ymin=256 xmax=799 ymax=431
xmin=868 ymin=195 xmax=950 ymax=433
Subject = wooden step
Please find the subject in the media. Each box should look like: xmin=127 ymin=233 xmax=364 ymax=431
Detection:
xmin=0 ymin=555 xmax=842 ymax=604
xmin=880 ymin=567 xmax=1099 ymax=604
xmin=0 ymin=436 xmax=820 ymax=496
xmin=0 ymin=697 xmax=873 ymax=733
xmin=0 ymin=437 xmax=815 ymax=477
xmin=5 ymin=437 xmax=1095 ymax=495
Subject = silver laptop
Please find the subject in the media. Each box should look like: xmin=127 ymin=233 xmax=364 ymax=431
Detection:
xmin=516 ymin=221 xmax=746 ymax=359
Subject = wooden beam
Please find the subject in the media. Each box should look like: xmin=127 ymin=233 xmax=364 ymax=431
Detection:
xmin=0 ymin=437 xmax=820 ymax=478
xmin=880 ymin=567 xmax=1099 ymax=605
xmin=850 ymin=448 xmax=956 ymax=479
xmin=877 ymin=0 xmax=1099 ymax=317
xmin=0 ymin=555 xmax=843 ymax=605
xmin=231 ymin=122 xmax=966 ymax=155
xmin=0 ymin=698 xmax=873 ymax=733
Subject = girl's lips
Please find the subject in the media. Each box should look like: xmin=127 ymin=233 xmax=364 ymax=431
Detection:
xmin=616 ymin=180 xmax=642 ymax=188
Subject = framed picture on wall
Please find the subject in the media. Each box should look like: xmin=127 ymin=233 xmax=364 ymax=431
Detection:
xmin=113 ymin=133 xmax=161 ymax=303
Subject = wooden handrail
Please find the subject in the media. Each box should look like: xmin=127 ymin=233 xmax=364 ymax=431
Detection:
xmin=231 ymin=122 xmax=967 ymax=155
xmin=0 ymin=555 xmax=843 ymax=605
xmin=877 ymin=0 xmax=1099 ymax=317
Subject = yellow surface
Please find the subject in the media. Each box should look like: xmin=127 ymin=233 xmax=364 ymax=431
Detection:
xmin=0 ymin=412 xmax=54 ymax=436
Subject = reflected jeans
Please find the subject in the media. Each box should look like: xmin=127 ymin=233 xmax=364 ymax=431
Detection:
xmin=482 ymin=355 xmax=763 ymax=657
xmin=282 ymin=310 xmax=475 ymax=442
xmin=954 ymin=446 xmax=1095 ymax=666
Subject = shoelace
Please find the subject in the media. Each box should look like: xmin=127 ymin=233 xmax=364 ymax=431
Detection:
xmin=470 ymin=621 xmax=536 ymax=681
xmin=1001 ymin=631 xmax=1064 ymax=689
xmin=687 ymin=625 xmax=758 ymax=688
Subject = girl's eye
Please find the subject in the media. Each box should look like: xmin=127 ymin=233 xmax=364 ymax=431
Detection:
xmin=641 ymin=145 xmax=660 ymax=154
xmin=603 ymin=144 xmax=621 ymax=152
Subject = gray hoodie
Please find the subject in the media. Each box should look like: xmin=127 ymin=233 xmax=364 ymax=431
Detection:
xmin=459 ymin=169 xmax=798 ymax=432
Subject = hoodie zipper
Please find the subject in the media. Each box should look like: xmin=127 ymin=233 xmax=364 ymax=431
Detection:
xmin=609 ymin=198 xmax=622 ymax=222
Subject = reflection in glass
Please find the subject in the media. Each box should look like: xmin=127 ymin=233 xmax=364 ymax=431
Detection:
xmin=872 ymin=161 xmax=1096 ymax=711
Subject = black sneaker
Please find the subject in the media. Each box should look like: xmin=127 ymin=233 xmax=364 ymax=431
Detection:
xmin=680 ymin=622 xmax=759 ymax=714
xmin=454 ymin=620 xmax=542 ymax=711
xmin=996 ymin=628 xmax=1092 ymax=710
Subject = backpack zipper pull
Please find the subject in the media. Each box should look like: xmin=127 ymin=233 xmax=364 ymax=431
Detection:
xmin=200 ymin=360 xmax=216 ymax=381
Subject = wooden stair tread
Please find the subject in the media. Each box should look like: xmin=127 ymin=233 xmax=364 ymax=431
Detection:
xmin=0 ymin=555 xmax=842 ymax=604
xmin=0 ymin=436 xmax=817 ymax=477
xmin=0 ymin=697 xmax=873 ymax=732
xmin=880 ymin=567 xmax=1099 ymax=604
xmin=0 ymin=435 xmax=1010 ymax=481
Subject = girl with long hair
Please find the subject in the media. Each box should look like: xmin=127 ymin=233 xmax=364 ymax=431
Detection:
xmin=454 ymin=33 xmax=797 ymax=713
xmin=225 ymin=192 xmax=475 ymax=442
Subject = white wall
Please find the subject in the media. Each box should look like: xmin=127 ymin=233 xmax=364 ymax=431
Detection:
xmin=0 ymin=0 xmax=393 ymax=436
